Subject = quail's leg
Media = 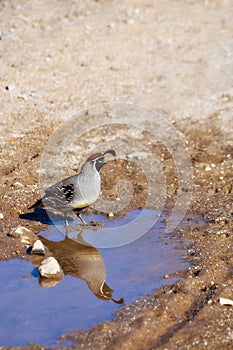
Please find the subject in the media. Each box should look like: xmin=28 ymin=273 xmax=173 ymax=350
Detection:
xmin=77 ymin=213 xmax=88 ymax=225
xmin=64 ymin=214 xmax=69 ymax=228
xmin=64 ymin=214 xmax=70 ymax=237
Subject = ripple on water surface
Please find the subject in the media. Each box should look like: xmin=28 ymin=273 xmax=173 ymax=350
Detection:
xmin=0 ymin=210 xmax=192 ymax=347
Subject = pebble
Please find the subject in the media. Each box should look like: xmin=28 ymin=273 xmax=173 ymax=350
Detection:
xmin=8 ymin=226 xmax=36 ymax=245
xmin=38 ymin=257 xmax=63 ymax=279
xmin=219 ymin=297 xmax=233 ymax=306
xmin=216 ymin=229 xmax=228 ymax=236
xmin=30 ymin=239 xmax=46 ymax=256
xmin=127 ymin=151 xmax=151 ymax=160
xmin=17 ymin=94 xmax=28 ymax=101
xmin=13 ymin=181 xmax=24 ymax=188
xmin=0 ymin=213 xmax=4 ymax=219
xmin=108 ymin=212 xmax=114 ymax=217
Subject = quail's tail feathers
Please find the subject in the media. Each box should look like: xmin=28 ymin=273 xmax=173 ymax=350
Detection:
xmin=28 ymin=198 xmax=43 ymax=210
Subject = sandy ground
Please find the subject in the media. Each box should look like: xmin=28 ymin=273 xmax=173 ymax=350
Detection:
xmin=0 ymin=0 xmax=233 ymax=349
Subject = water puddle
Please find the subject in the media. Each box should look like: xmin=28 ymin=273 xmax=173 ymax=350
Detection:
xmin=0 ymin=210 xmax=195 ymax=347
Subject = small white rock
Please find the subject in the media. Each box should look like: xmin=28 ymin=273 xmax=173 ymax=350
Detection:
xmin=9 ymin=226 xmax=31 ymax=236
xmin=13 ymin=181 xmax=24 ymax=188
xmin=219 ymin=297 xmax=233 ymax=306
xmin=108 ymin=212 xmax=114 ymax=218
xmin=0 ymin=213 xmax=4 ymax=220
xmin=205 ymin=165 xmax=211 ymax=171
xmin=17 ymin=94 xmax=28 ymax=101
xmin=31 ymin=239 xmax=45 ymax=256
xmin=38 ymin=257 xmax=63 ymax=279
xmin=127 ymin=151 xmax=151 ymax=160
xmin=8 ymin=226 xmax=36 ymax=245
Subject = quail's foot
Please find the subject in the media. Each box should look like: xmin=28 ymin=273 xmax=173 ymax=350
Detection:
xmin=89 ymin=220 xmax=105 ymax=229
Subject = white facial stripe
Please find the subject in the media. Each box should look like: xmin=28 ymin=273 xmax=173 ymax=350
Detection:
xmin=93 ymin=155 xmax=104 ymax=162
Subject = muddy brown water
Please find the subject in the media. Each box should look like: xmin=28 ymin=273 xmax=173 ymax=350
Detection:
xmin=0 ymin=210 xmax=197 ymax=347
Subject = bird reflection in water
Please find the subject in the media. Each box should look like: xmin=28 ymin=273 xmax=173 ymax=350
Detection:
xmin=39 ymin=235 xmax=124 ymax=304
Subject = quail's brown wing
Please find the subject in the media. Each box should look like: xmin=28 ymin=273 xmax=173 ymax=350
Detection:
xmin=42 ymin=175 xmax=78 ymax=210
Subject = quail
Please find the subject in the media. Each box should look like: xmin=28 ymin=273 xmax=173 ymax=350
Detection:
xmin=40 ymin=235 xmax=124 ymax=304
xmin=28 ymin=150 xmax=116 ymax=227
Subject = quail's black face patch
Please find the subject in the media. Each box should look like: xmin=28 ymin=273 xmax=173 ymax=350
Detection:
xmin=94 ymin=156 xmax=105 ymax=172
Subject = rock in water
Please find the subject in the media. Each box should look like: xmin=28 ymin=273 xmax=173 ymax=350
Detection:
xmin=39 ymin=279 xmax=61 ymax=288
xmin=38 ymin=257 xmax=63 ymax=279
xmin=31 ymin=239 xmax=46 ymax=256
